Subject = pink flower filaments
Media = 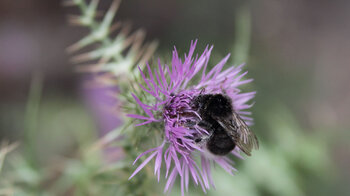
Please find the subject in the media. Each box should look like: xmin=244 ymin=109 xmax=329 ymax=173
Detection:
xmin=128 ymin=40 xmax=255 ymax=195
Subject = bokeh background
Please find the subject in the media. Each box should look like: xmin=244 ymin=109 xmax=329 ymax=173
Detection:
xmin=0 ymin=0 xmax=349 ymax=195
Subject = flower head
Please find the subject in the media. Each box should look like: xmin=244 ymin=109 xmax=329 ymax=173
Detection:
xmin=128 ymin=40 xmax=256 ymax=194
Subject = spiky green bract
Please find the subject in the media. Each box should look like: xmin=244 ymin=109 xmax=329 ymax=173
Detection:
xmin=65 ymin=0 xmax=157 ymax=82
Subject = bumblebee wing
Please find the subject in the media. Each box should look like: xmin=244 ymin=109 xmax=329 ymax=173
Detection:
xmin=214 ymin=113 xmax=259 ymax=156
xmin=232 ymin=112 xmax=259 ymax=156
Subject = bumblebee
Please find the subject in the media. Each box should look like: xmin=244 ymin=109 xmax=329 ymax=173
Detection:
xmin=192 ymin=94 xmax=259 ymax=156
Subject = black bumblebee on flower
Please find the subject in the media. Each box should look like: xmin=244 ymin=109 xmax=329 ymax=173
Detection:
xmin=191 ymin=93 xmax=258 ymax=156
xmin=128 ymin=40 xmax=258 ymax=195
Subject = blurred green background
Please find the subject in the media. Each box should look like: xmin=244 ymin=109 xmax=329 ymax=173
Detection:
xmin=0 ymin=0 xmax=349 ymax=195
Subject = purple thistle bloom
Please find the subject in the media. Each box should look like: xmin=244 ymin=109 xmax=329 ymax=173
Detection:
xmin=128 ymin=40 xmax=255 ymax=194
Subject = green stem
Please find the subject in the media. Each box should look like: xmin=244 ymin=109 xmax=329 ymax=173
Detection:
xmin=233 ymin=4 xmax=251 ymax=65
xmin=24 ymin=71 xmax=44 ymax=169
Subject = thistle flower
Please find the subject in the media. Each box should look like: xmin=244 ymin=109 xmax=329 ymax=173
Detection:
xmin=128 ymin=40 xmax=255 ymax=195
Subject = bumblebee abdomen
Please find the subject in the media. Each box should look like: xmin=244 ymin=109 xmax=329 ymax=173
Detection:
xmin=206 ymin=130 xmax=235 ymax=156
xmin=207 ymin=136 xmax=235 ymax=155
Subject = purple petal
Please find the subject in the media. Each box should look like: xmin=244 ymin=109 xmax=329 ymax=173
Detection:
xmin=164 ymin=167 xmax=178 ymax=193
xmin=132 ymin=147 xmax=158 ymax=165
xmin=129 ymin=151 xmax=158 ymax=180
xmin=127 ymin=114 xmax=150 ymax=120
